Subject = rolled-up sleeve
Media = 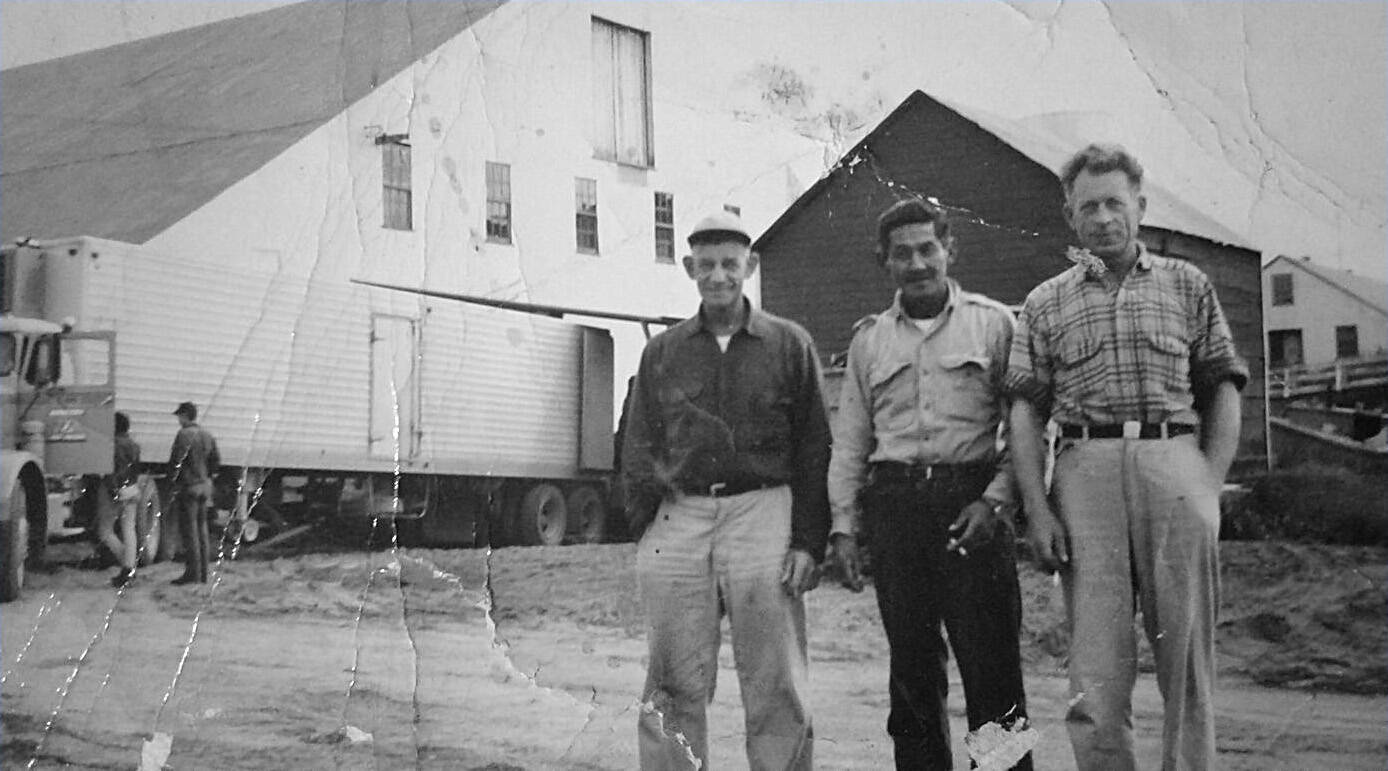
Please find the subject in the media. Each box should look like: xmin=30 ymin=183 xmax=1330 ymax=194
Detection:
xmin=1189 ymin=275 xmax=1249 ymax=395
xmin=827 ymin=331 xmax=875 ymax=538
xmin=1003 ymin=291 xmax=1054 ymax=419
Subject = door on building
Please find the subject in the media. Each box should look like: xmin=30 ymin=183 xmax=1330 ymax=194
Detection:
xmin=1268 ymin=329 xmax=1304 ymax=370
xmin=369 ymin=315 xmax=420 ymax=460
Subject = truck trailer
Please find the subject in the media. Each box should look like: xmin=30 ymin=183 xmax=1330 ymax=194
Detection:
xmin=1 ymin=236 xmax=621 ymax=599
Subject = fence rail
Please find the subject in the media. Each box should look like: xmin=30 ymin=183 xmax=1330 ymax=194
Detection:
xmin=1268 ymin=357 xmax=1388 ymax=400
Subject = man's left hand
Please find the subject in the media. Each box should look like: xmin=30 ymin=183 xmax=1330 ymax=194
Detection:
xmin=780 ymin=549 xmax=818 ymax=597
xmin=947 ymin=499 xmax=999 ymax=557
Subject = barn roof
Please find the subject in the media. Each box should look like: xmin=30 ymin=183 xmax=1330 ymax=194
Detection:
xmin=1266 ymin=254 xmax=1388 ymax=316
xmin=755 ymin=90 xmax=1258 ymax=253
xmin=1 ymin=0 xmax=504 ymax=245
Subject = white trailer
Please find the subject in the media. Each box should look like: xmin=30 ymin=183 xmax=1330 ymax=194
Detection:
xmin=3 ymin=236 xmax=618 ymax=548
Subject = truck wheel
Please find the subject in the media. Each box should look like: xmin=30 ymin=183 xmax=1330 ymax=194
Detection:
xmin=2 ymin=487 xmax=30 ymax=602
xmin=566 ymin=486 xmax=605 ymax=544
xmin=514 ymin=484 xmax=567 ymax=547
xmin=135 ymin=481 xmax=164 ymax=567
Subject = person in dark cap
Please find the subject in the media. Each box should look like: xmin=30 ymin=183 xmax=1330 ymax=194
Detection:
xmin=168 ymin=401 xmax=220 ymax=585
xmin=621 ymin=210 xmax=830 ymax=769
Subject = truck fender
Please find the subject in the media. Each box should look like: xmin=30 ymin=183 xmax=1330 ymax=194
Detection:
xmin=0 ymin=452 xmax=46 ymax=524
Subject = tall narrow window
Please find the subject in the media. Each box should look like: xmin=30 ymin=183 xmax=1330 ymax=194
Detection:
xmin=723 ymin=204 xmax=741 ymax=217
xmin=380 ymin=137 xmax=412 ymax=231
xmin=575 ymin=178 xmax=599 ymax=254
xmin=592 ymin=17 xmax=653 ymax=167
xmin=654 ymin=191 xmax=675 ymax=264
xmin=1270 ymin=273 xmax=1293 ymax=306
xmin=485 ymin=162 xmax=512 ymax=244
xmin=1336 ymin=325 xmax=1360 ymax=359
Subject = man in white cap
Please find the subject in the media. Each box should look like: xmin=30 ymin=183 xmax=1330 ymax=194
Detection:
xmin=622 ymin=209 xmax=830 ymax=769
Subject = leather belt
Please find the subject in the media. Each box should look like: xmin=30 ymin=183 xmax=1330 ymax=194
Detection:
xmin=1059 ymin=421 xmax=1195 ymax=440
xmin=682 ymin=479 xmax=775 ymax=498
xmin=869 ymin=461 xmax=992 ymax=484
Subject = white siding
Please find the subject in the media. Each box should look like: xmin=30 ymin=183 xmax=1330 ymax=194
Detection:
xmin=43 ymin=237 xmax=586 ymax=478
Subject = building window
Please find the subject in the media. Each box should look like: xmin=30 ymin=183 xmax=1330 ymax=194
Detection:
xmin=723 ymin=204 xmax=741 ymax=217
xmin=485 ymin=162 xmax=512 ymax=244
xmin=380 ymin=137 xmax=412 ymax=231
xmin=575 ymin=178 xmax=599 ymax=254
xmin=591 ymin=17 xmax=653 ymax=167
xmin=654 ymin=192 xmax=675 ymax=264
xmin=1270 ymin=273 xmax=1293 ymax=306
xmin=1268 ymin=329 xmax=1304 ymax=369
xmin=1335 ymin=325 xmax=1360 ymax=359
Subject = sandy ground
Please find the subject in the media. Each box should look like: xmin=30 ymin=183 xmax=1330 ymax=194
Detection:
xmin=2 ymin=535 xmax=1384 ymax=770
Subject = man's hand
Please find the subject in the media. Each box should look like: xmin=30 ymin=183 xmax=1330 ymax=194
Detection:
xmin=1024 ymin=501 xmax=1070 ymax=574
xmin=946 ymin=499 xmax=999 ymax=557
xmin=780 ymin=549 xmax=819 ymax=598
xmin=828 ymin=533 xmax=864 ymax=592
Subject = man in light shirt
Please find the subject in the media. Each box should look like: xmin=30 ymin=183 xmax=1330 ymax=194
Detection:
xmin=829 ymin=198 xmax=1031 ymax=769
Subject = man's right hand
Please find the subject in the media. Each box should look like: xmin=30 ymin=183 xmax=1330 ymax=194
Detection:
xmin=828 ymin=533 xmax=864 ymax=593
xmin=1025 ymin=503 xmax=1070 ymax=574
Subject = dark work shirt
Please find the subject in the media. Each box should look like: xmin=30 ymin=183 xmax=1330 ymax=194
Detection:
xmin=621 ymin=301 xmax=832 ymax=559
xmin=169 ymin=422 xmax=220 ymax=491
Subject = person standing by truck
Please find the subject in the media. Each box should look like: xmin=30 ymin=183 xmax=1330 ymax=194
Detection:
xmin=169 ymin=401 xmax=220 ymax=585
xmin=96 ymin=411 xmax=141 ymax=587
xmin=621 ymin=210 xmax=831 ymax=770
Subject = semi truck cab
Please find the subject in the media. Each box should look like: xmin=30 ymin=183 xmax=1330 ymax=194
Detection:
xmin=1 ymin=312 xmax=117 ymax=600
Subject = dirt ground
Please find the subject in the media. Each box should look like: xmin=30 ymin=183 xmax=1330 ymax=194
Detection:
xmin=2 ymin=533 xmax=1385 ymax=770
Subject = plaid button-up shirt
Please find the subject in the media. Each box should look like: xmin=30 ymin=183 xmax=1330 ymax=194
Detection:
xmin=1004 ymin=245 xmax=1248 ymax=425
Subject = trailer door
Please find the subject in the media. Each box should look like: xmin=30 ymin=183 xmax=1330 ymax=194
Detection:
xmin=369 ymin=315 xmax=420 ymax=460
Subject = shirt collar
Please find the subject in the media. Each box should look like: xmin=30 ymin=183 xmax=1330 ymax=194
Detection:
xmin=691 ymin=297 xmax=769 ymax=338
xmin=1068 ymin=242 xmax=1153 ymax=282
xmin=887 ymin=279 xmax=959 ymax=322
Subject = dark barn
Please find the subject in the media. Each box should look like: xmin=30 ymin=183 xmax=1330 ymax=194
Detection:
xmin=754 ymin=90 xmax=1268 ymax=472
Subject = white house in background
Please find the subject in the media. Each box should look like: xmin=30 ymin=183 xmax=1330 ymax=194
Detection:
xmin=1 ymin=1 xmax=828 ymax=418
xmin=1263 ymin=255 xmax=1388 ymax=369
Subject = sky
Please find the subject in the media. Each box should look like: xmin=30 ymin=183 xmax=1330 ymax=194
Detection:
xmin=2 ymin=0 xmax=1385 ymax=278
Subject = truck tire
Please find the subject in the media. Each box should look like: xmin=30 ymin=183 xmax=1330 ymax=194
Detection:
xmin=2 ymin=486 xmax=30 ymax=602
xmin=135 ymin=480 xmax=164 ymax=567
xmin=514 ymin=483 xmax=567 ymax=547
xmin=566 ymin=486 xmax=605 ymax=544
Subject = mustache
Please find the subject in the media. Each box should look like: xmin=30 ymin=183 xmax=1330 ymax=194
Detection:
xmin=902 ymin=268 xmax=940 ymax=282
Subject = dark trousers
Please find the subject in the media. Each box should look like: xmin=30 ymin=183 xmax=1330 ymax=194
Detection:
xmin=862 ymin=470 xmax=1031 ymax=771
xmin=174 ymin=483 xmax=212 ymax=582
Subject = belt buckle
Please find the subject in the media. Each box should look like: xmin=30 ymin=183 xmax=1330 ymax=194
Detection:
xmin=1122 ymin=420 xmax=1141 ymax=439
xmin=708 ymin=482 xmax=727 ymax=496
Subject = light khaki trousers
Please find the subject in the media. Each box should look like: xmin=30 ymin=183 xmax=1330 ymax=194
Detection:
xmin=1053 ymin=434 xmax=1219 ymax=771
xmin=635 ymin=486 xmax=812 ymax=771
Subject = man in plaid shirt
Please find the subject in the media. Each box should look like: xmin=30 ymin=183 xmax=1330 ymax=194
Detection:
xmin=1005 ymin=144 xmax=1248 ymax=771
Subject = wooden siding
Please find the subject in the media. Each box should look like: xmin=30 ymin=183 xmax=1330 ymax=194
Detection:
xmin=759 ymin=92 xmax=1268 ymax=465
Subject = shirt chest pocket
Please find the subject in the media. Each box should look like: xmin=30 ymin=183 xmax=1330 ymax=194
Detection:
xmin=1054 ymin=334 xmax=1105 ymax=399
xmin=937 ymin=352 xmax=994 ymax=421
xmin=658 ymin=380 xmax=705 ymax=444
xmin=1142 ymin=331 xmax=1190 ymax=390
xmin=868 ymin=360 xmax=915 ymax=433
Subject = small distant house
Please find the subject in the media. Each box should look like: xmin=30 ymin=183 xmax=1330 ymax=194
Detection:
xmin=753 ymin=90 xmax=1268 ymax=469
xmin=1263 ymin=255 xmax=1388 ymax=370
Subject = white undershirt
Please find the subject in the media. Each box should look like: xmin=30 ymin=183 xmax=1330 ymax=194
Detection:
xmin=715 ymin=333 xmax=733 ymax=352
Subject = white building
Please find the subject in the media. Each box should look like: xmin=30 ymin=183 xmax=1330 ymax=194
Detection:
xmin=1 ymin=1 xmax=829 ymax=420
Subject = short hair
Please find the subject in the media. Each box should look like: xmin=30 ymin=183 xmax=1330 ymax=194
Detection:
xmin=114 ymin=412 xmax=130 ymax=435
xmin=876 ymin=198 xmax=951 ymax=260
xmin=1059 ymin=143 xmax=1144 ymax=196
